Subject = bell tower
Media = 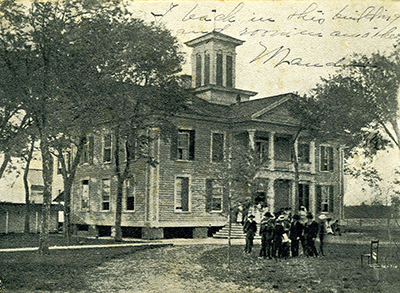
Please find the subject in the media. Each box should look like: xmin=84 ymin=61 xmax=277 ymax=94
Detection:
xmin=185 ymin=31 xmax=257 ymax=105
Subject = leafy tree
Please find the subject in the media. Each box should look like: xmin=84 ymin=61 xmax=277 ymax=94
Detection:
xmin=204 ymin=140 xmax=264 ymax=269
xmin=308 ymin=47 xmax=400 ymax=156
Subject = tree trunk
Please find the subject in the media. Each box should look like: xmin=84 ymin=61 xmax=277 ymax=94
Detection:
xmin=23 ymin=139 xmax=35 ymax=233
xmin=62 ymin=136 xmax=86 ymax=245
xmin=114 ymin=128 xmax=124 ymax=242
xmin=0 ymin=152 xmax=11 ymax=179
xmin=39 ymin=138 xmax=53 ymax=255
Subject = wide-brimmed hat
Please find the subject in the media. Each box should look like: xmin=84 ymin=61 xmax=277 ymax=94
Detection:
xmin=277 ymin=215 xmax=286 ymax=221
xmin=264 ymin=212 xmax=274 ymax=218
xmin=318 ymin=214 xmax=327 ymax=221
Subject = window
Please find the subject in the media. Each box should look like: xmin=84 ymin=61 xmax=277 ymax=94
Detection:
xmin=176 ymin=130 xmax=195 ymax=160
xmin=298 ymin=183 xmax=309 ymax=210
xmin=320 ymin=146 xmax=333 ymax=171
xmin=81 ymin=136 xmax=94 ymax=164
xmin=175 ymin=177 xmax=190 ymax=212
xmin=211 ymin=133 xmax=224 ymax=162
xmin=196 ymin=53 xmax=202 ymax=87
xmin=275 ymin=136 xmax=291 ymax=161
xmin=81 ymin=179 xmax=89 ymax=210
xmin=57 ymin=152 xmax=71 ymax=174
xmin=102 ymin=179 xmax=111 ymax=211
xmin=298 ymin=143 xmax=310 ymax=163
xmin=226 ymin=55 xmax=233 ymax=88
xmin=316 ymin=185 xmax=334 ymax=213
xmin=103 ymin=134 xmax=112 ymax=163
xmin=216 ymin=53 xmax=223 ymax=86
xmin=124 ymin=178 xmax=135 ymax=211
xmin=255 ymin=137 xmax=268 ymax=163
xmin=204 ymin=53 xmax=210 ymax=85
xmin=205 ymin=179 xmax=223 ymax=212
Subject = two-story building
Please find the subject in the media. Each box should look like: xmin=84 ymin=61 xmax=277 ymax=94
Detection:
xmin=70 ymin=31 xmax=345 ymax=239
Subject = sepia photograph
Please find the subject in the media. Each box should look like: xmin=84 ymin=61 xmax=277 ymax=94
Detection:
xmin=0 ymin=0 xmax=399 ymax=292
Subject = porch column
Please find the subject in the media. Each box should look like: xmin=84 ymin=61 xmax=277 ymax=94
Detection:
xmin=267 ymin=178 xmax=275 ymax=214
xmin=291 ymin=180 xmax=296 ymax=211
xmin=310 ymin=140 xmax=316 ymax=174
xmin=309 ymin=181 xmax=316 ymax=216
xmin=268 ymin=132 xmax=275 ymax=170
xmin=248 ymin=129 xmax=256 ymax=150
xmin=5 ymin=210 xmax=8 ymax=234
xmin=293 ymin=139 xmax=298 ymax=172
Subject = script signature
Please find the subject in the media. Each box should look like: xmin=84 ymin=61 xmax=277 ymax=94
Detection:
xmin=250 ymin=43 xmax=377 ymax=68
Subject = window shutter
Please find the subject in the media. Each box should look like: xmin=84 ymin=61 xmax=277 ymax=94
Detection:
xmin=205 ymin=179 xmax=213 ymax=212
xmin=89 ymin=136 xmax=94 ymax=164
xmin=316 ymin=185 xmax=321 ymax=213
xmin=329 ymin=185 xmax=334 ymax=213
xmin=170 ymin=131 xmax=178 ymax=160
xmin=223 ymin=186 xmax=229 ymax=213
xmin=328 ymin=147 xmax=334 ymax=171
xmin=189 ymin=130 xmax=195 ymax=160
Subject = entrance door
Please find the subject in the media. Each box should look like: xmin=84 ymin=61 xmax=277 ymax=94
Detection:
xmin=274 ymin=180 xmax=290 ymax=212
xmin=298 ymin=184 xmax=310 ymax=211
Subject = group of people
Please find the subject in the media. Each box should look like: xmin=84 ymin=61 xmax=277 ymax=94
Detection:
xmin=243 ymin=206 xmax=341 ymax=259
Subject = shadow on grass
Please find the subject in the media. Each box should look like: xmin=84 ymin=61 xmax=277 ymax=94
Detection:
xmin=0 ymin=244 xmax=169 ymax=292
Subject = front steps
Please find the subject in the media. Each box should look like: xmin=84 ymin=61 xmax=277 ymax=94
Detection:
xmin=213 ymin=222 xmax=261 ymax=239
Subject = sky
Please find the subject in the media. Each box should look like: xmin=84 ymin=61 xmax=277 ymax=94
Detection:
xmin=126 ymin=1 xmax=400 ymax=98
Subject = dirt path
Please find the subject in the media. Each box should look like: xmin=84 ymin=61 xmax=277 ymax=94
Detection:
xmin=85 ymin=245 xmax=259 ymax=293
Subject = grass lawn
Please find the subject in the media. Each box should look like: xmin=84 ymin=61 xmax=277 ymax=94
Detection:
xmin=199 ymin=243 xmax=400 ymax=293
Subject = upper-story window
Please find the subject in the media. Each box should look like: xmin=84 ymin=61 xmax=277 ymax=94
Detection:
xmin=216 ymin=53 xmax=223 ymax=86
xmin=320 ymin=145 xmax=333 ymax=171
xmin=170 ymin=129 xmax=195 ymax=161
xmin=211 ymin=132 xmax=224 ymax=163
xmin=298 ymin=143 xmax=310 ymax=163
xmin=255 ymin=137 xmax=269 ymax=163
xmin=103 ymin=133 xmax=112 ymax=163
xmin=226 ymin=55 xmax=233 ymax=88
xmin=81 ymin=136 xmax=94 ymax=165
xmin=196 ymin=53 xmax=202 ymax=87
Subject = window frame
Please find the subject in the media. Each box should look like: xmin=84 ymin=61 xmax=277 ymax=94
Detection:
xmin=176 ymin=129 xmax=195 ymax=161
xmin=101 ymin=178 xmax=111 ymax=212
xmin=81 ymin=179 xmax=90 ymax=211
xmin=210 ymin=131 xmax=225 ymax=163
xmin=320 ymin=145 xmax=334 ymax=172
xmin=255 ymin=136 xmax=269 ymax=164
xmin=174 ymin=175 xmax=191 ymax=213
xmin=123 ymin=178 xmax=135 ymax=212
xmin=317 ymin=184 xmax=334 ymax=213
xmin=103 ymin=133 xmax=112 ymax=164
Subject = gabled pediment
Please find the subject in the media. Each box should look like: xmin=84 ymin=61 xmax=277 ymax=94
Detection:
xmin=251 ymin=95 xmax=299 ymax=124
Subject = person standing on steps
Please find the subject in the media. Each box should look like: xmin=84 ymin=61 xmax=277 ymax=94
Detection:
xmin=243 ymin=214 xmax=257 ymax=254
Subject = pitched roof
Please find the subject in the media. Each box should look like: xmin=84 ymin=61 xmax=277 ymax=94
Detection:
xmin=229 ymin=93 xmax=295 ymax=121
